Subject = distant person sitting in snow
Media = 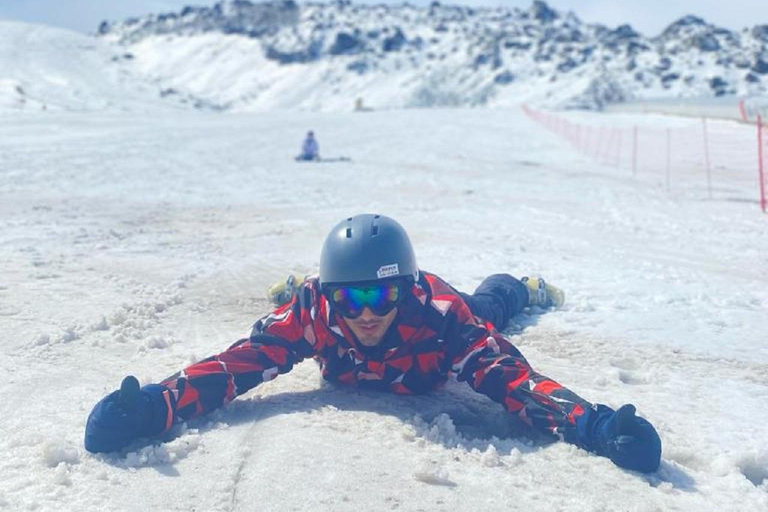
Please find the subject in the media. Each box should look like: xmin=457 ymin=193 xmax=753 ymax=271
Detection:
xmin=84 ymin=213 xmax=662 ymax=474
xmin=297 ymin=130 xmax=319 ymax=161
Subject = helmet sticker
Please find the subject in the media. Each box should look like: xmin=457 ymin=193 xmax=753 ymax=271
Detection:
xmin=377 ymin=263 xmax=400 ymax=279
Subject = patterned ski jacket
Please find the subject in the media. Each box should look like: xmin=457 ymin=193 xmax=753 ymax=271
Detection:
xmin=160 ymin=271 xmax=590 ymax=439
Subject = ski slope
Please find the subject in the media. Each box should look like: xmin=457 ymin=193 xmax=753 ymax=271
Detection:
xmin=0 ymin=20 xmax=180 ymax=112
xmin=0 ymin=106 xmax=766 ymax=511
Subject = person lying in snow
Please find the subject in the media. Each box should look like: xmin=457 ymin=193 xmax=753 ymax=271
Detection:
xmin=297 ymin=130 xmax=319 ymax=161
xmin=84 ymin=213 xmax=662 ymax=473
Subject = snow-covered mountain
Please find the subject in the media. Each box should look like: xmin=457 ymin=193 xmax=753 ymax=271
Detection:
xmin=92 ymin=0 xmax=767 ymax=111
xmin=0 ymin=21 xmax=182 ymax=112
xmin=2 ymin=1 xmax=766 ymax=112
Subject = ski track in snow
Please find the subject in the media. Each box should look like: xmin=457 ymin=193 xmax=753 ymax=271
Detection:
xmin=0 ymin=107 xmax=766 ymax=511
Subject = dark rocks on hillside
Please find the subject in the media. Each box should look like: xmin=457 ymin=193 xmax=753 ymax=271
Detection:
xmin=265 ymin=47 xmax=305 ymax=63
xmin=531 ymin=1 xmax=557 ymax=23
xmin=753 ymin=57 xmax=768 ymax=74
xmin=409 ymin=85 xmax=463 ymax=108
xmin=494 ymin=70 xmax=515 ymax=84
xmin=662 ymin=72 xmax=680 ymax=82
xmin=663 ymin=15 xmax=706 ymax=33
xmin=503 ymin=39 xmax=531 ymax=50
xmin=97 ymin=0 xmax=767 ymax=110
xmin=661 ymin=73 xmax=680 ymax=88
xmin=709 ymin=76 xmax=729 ymax=95
xmin=612 ymin=24 xmax=639 ymax=40
xmin=626 ymin=41 xmax=650 ymax=55
xmin=716 ymin=55 xmax=732 ymax=67
xmin=330 ymin=32 xmax=364 ymax=55
xmin=715 ymin=27 xmax=740 ymax=47
xmin=600 ymin=24 xmax=639 ymax=49
xmin=733 ymin=57 xmax=751 ymax=68
xmin=110 ymin=52 xmax=135 ymax=62
xmin=659 ymin=15 xmax=710 ymax=42
xmin=180 ymin=6 xmax=200 ymax=17
xmin=474 ymin=53 xmax=490 ymax=67
xmin=106 ymin=0 xmax=300 ymax=41
xmin=554 ymin=28 xmax=584 ymax=44
xmin=265 ymin=40 xmax=323 ymax=63
xmin=694 ymin=34 xmax=720 ymax=52
xmin=656 ymin=57 xmax=672 ymax=72
xmin=347 ymin=60 xmax=369 ymax=74
xmin=569 ymin=76 xmax=626 ymax=109
xmin=557 ymin=58 xmax=578 ymax=73
xmin=522 ymin=25 xmax=538 ymax=38
xmin=383 ymin=28 xmax=407 ymax=52
xmin=752 ymin=25 xmax=768 ymax=42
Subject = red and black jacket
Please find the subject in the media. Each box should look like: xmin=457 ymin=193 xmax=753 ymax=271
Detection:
xmin=160 ymin=271 xmax=590 ymax=438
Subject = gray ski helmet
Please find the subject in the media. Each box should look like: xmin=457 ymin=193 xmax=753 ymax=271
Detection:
xmin=319 ymin=214 xmax=419 ymax=286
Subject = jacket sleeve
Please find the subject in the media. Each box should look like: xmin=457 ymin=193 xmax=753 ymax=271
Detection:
xmin=158 ymin=287 xmax=317 ymax=424
xmin=444 ymin=296 xmax=591 ymax=439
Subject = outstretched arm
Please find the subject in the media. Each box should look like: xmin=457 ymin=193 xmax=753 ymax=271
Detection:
xmin=161 ymin=332 xmax=313 ymax=422
xmin=84 ymin=296 xmax=315 ymax=453
xmin=447 ymin=312 xmax=590 ymax=437
xmin=446 ymin=298 xmax=661 ymax=473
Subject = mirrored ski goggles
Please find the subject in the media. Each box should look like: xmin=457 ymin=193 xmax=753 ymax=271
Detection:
xmin=324 ymin=280 xmax=408 ymax=319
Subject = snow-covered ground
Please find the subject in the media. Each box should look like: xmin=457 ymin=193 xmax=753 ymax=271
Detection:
xmin=1 ymin=105 xmax=767 ymax=511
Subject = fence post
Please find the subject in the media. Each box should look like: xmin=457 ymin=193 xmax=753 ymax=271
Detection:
xmin=609 ymin=128 xmax=619 ymax=166
xmin=632 ymin=126 xmax=638 ymax=176
xmin=576 ymin=124 xmax=582 ymax=151
xmin=585 ymin=126 xmax=592 ymax=156
xmin=599 ymin=127 xmax=608 ymax=163
xmin=758 ymin=116 xmax=767 ymax=213
xmin=702 ymin=117 xmax=713 ymax=199
xmin=666 ymin=128 xmax=671 ymax=192
xmin=595 ymin=126 xmax=604 ymax=160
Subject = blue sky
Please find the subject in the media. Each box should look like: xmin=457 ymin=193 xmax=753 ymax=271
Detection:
xmin=0 ymin=0 xmax=765 ymax=35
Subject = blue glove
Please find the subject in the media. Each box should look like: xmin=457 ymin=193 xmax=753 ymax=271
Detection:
xmin=573 ymin=404 xmax=662 ymax=473
xmin=84 ymin=376 xmax=176 ymax=454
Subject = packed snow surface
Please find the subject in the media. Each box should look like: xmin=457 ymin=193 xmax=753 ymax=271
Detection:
xmin=1 ymin=105 xmax=767 ymax=511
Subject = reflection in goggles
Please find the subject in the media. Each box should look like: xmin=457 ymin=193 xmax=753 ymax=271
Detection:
xmin=329 ymin=283 xmax=402 ymax=318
